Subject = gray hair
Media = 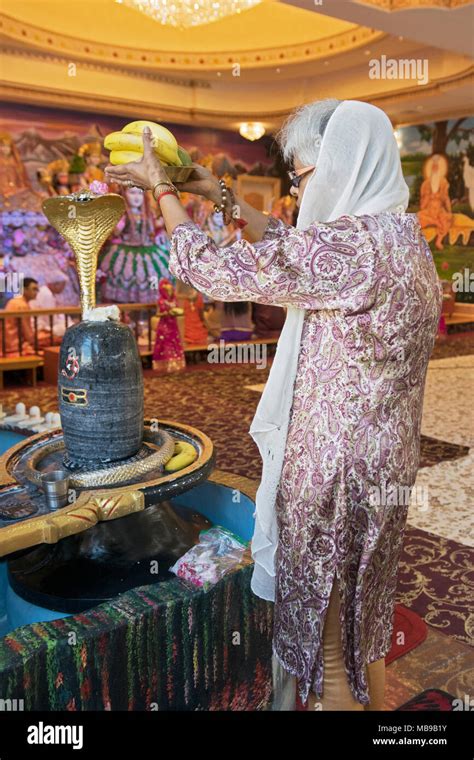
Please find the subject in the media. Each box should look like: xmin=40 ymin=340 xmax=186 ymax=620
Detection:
xmin=276 ymin=99 xmax=342 ymax=166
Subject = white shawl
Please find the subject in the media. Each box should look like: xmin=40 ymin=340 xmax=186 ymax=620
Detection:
xmin=249 ymin=100 xmax=410 ymax=602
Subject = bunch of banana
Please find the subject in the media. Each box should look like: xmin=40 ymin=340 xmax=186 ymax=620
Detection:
xmin=164 ymin=440 xmax=198 ymax=473
xmin=104 ymin=120 xmax=192 ymax=168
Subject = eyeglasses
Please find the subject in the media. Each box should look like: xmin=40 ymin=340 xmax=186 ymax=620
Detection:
xmin=287 ymin=166 xmax=315 ymax=188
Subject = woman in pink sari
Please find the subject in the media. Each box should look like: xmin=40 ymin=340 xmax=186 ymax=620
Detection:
xmin=106 ymin=100 xmax=442 ymax=711
xmin=152 ymin=278 xmax=185 ymax=374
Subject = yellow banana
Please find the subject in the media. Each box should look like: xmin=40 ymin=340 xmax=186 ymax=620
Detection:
xmin=164 ymin=441 xmax=198 ymax=472
xmin=109 ymin=150 xmax=143 ymax=166
xmin=123 ymin=120 xmax=178 ymax=149
xmin=106 ymin=134 xmax=180 ymax=166
xmin=108 ymin=149 xmax=171 ymax=167
xmin=105 ymin=121 xmax=183 ymax=166
xmin=149 ymin=137 xmax=182 ymax=167
xmin=104 ymin=131 xmax=144 ymax=153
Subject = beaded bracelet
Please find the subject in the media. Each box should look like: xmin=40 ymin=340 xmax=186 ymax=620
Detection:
xmin=226 ymin=185 xmax=238 ymax=223
xmin=214 ymin=178 xmax=248 ymax=228
xmin=213 ymin=178 xmax=228 ymax=216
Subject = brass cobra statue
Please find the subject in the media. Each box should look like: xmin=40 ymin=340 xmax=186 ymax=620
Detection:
xmin=42 ymin=189 xmax=148 ymax=469
xmin=42 ymin=190 xmax=125 ymax=316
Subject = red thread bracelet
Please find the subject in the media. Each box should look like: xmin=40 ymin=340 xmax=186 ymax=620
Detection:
xmin=156 ymin=189 xmax=179 ymax=204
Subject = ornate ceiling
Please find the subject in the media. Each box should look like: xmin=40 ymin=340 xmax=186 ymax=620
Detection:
xmin=288 ymin=0 xmax=474 ymax=55
xmin=1 ymin=0 xmax=472 ymax=132
xmin=0 ymin=0 xmax=371 ymax=63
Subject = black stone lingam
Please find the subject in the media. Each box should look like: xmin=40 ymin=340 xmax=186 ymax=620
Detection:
xmin=4 ymin=190 xmax=215 ymax=614
xmin=58 ymin=319 xmax=144 ymax=468
xmin=40 ymin=190 xmax=145 ymax=470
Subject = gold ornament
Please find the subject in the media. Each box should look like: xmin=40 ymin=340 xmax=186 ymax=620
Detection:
xmin=78 ymin=141 xmax=102 ymax=158
xmin=0 ymin=488 xmax=145 ymax=558
xmin=42 ymin=190 xmax=125 ymax=316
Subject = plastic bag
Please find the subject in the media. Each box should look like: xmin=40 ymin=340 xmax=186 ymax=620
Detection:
xmin=169 ymin=526 xmax=247 ymax=590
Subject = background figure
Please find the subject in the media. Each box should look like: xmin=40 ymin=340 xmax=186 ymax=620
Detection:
xmin=41 ymin=229 xmax=81 ymax=307
xmin=99 ymin=186 xmax=170 ymax=303
xmin=7 ymin=250 xmax=78 ymax=309
xmin=218 ymin=301 xmax=254 ymax=342
xmin=418 ymin=154 xmax=453 ymax=250
xmin=45 ymin=159 xmax=71 ymax=197
xmin=462 ymin=154 xmax=474 ymax=212
xmin=0 ymin=131 xmax=44 ymax=212
xmin=271 ymin=194 xmax=296 ymax=225
xmin=30 ymin=266 xmax=69 ymax=343
xmin=204 ymin=208 xmax=241 ymax=247
xmin=78 ymin=141 xmax=105 ymax=186
xmin=3 ymin=277 xmax=39 ymax=355
xmin=175 ymin=281 xmax=209 ymax=345
xmin=182 ymin=193 xmax=241 ymax=247
xmin=0 ymin=131 xmax=33 ymax=200
xmin=152 ymin=278 xmax=185 ymax=374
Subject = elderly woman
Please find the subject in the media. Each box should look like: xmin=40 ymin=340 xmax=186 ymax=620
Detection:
xmin=105 ymin=100 xmax=442 ymax=712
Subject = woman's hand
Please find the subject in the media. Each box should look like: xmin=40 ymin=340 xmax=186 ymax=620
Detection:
xmin=174 ymin=164 xmax=221 ymax=204
xmin=104 ymin=127 xmax=168 ymax=191
xmin=104 ymin=130 xmax=220 ymax=204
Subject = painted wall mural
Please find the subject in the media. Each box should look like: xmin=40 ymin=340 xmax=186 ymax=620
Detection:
xmin=0 ymin=103 xmax=473 ymax=306
xmin=0 ymin=103 xmax=275 ymax=206
xmin=0 ymin=103 xmax=277 ymax=305
xmin=399 ymin=116 xmax=474 ymax=303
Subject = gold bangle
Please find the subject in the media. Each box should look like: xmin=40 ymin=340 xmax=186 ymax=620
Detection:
xmin=152 ymin=180 xmax=177 ymax=201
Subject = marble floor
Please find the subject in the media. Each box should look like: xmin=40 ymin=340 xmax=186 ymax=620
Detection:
xmin=420 ymin=354 xmax=474 ymax=448
xmin=407 ymin=354 xmax=474 ymax=547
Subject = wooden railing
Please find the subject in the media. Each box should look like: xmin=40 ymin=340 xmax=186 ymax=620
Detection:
xmin=0 ymin=303 xmax=158 ymax=358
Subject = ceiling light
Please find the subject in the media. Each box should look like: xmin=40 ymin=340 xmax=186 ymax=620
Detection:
xmin=239 ymin=122 xmax=266 ymax=141
xmin=118 ymin=0 xmax=262 ymax=29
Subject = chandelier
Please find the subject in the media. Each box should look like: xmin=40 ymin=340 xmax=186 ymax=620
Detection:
xmin=354 ymin=0 xmax=470 ymax=8
xmin=239 ymin=122 xmax=266 ymax=141
xmin=117 ymin=0 xmax=262 ymax=28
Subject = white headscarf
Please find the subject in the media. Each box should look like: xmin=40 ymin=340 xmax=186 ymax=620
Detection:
xmin=249 ymin=100 xmax=410 ymax=602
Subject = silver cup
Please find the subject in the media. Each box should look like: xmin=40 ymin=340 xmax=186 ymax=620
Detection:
xmin=41 ymin=470 xmax=70 ymax=511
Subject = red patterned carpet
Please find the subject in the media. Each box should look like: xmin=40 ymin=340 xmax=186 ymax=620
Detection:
xmin=0 ymin=365 xmax=469 ymax=477
xmin=386 ymin=605 xmax=428 ymax=665
xmin=396 ymin=689 xmax=457 ymax=711
xmin=0 ymin=362 xmax=471 ymax=648
xmin=396 ymin=528 xmax=473 ymax=647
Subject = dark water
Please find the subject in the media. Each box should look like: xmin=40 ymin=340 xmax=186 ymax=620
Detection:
xmin=8 ymin=500 xmax=212 ymax=613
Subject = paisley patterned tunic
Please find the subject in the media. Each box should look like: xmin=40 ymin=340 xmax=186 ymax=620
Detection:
xmin=168 ymin=212 xmax=442 ymax=705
